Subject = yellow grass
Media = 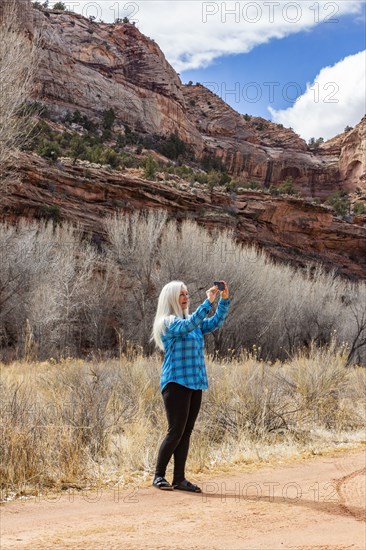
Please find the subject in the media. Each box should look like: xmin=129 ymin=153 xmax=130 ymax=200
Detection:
xmin=1 ymin=345 xmax=365 ymax=499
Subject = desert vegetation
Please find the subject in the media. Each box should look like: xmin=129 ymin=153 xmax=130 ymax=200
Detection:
xmin=26 ymin=113 xmax=365 ymax=213
xmin=0 ymin=211 xmax=365 ymax=365
xmin=1 ymin=345 xmax=365 ymax=498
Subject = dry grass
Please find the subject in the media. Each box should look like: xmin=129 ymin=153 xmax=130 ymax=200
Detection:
xmin=1 ymin=343 xmax=365 ymax=499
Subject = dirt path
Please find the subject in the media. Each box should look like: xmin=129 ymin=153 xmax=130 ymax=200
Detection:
xmin=1 ymin=448 xmax=365 ymax=550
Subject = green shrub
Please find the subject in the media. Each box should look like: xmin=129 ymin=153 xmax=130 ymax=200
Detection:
xmin=70 ymin=135 xmax=87 ymax=165
xmin=53 ymin=2 xmax=66 ymax=10
xmin=192 ymin=172 xmax=208 ymax=184
xmin=326 ymin=191 xmax=350 ymax=217
xmin=102 ymin=108 xmax=116 ymax=138
xmin=269 ymin=185 xmax=280 ymax=196
xmin=157 ymin=133 xmax=194 ymax=161
xmin=116 ymin=134 xmax=126 ymax=148
xmin=175 ymin=165 xmax=193 ymax=178
xmin=225 ymin=179 xmax=241 ymax=192
xmin=308 ymin=137 xmax=324 ymax=150
xmin=245 ymin=181 xmax=260 ymax=190
xmin=37 ymin=140 xmax=61 ymax=161
xmin=277 ymin=176 xmax=296 ymax=195
xmin=144 ymin=154 xmax=157 ymax=180
xmin=353 ymin=202 xmax=366 ymax=215
xmin=101 ymin=149 xmax=121 ymax=169
xmin=86 ymin=144 xmax=103 ymax=164
xmin=64 ymin=110 xmax=98 ymax=134
xmin=201 ymin=153 xmax=225 ymax=172
xmin=124 ymin=125 xmax=141 ymax=145
xmin=32 ymin=1 xmax=49 ymax=9
xmin=36 ymin=204 xmax=61 ymax=224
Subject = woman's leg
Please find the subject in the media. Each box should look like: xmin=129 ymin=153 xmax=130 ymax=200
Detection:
xmin=154 ymin=382 xmax=192 ymax=479
xmin=172 ymin=389 xmax=202 ymax=485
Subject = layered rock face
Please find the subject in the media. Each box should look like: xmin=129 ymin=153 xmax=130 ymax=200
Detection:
xmin=27 ymin=6 xmax=365 ymax=195
xmin=2 ymin=153 xmax=366 ymax=279
xmin=0 ymin=0 xmax=33 ymax=36
xmin=339 ymin=118 xmax=366 ymax=192
xmin=182 ymin=84 xmax=341 ymax=197
xmin=31 ymin=7 xmax=203 ymax=150
xmin=320 ymin=117 xmax=366 ymax=193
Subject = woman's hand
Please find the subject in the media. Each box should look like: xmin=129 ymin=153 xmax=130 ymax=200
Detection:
xmin=206 ymin=286 xmax=219 ymax=303
xmin=220 ymin=281 xmax=229 ymax=299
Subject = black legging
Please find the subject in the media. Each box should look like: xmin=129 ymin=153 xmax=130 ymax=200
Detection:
xmin=154 ymin=382 xmax=202 ymax=484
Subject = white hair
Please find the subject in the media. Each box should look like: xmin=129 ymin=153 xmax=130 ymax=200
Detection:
xmin=150 ymin=280 xmax=189 ymax=351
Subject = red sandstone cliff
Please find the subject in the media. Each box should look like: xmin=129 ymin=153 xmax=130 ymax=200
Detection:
xmin=26 ymin=5 xmax=365 ymax=195
xmin=320 ymin=117 xmax=366 ymax=193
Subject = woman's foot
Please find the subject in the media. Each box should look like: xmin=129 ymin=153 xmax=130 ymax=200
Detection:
xmin=172 ymin=479 xmax=202 ymax=493
xmin=152 ymin=476 xmax=174 ymax=490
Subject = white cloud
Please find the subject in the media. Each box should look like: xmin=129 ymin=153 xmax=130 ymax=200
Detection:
xmin=59 ymin=1 xmax=364 ymax=71
xmin=269 ymin=50 xmax=366 ymax=141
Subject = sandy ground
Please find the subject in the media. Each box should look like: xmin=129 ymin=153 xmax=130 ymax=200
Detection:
xmin=1 ymin=448 xmax=365 ymax=550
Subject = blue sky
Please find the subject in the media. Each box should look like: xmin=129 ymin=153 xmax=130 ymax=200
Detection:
xmin=181 ymin=6 xmax=366 ymax=122
xmin=64 ymin=1 xmax=366 ymax=140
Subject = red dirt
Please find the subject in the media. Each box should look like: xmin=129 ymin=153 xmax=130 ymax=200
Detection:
xmin=1 ymin=448 xmax=365 ymax=549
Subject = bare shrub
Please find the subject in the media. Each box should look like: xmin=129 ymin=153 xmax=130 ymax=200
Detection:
xmin=282 ymin=340 xmax=351 ymax=430
xmin=81 ymin=258 xmax=121 ymax=352
xmin=0 ymin=0 xmax=40 ymax=189
xmin=103 ymin=209 xmax=168 ymax=353
xmin=1 ymin=210 xmax=366 ymax=363
xmin=0 ymin=219 xmax=97 ymax=360
xmin=1 ymin=351 xmax=364 ymax=497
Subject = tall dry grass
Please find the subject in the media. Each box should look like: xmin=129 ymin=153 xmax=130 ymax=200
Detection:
xmin=1 ymin=344 xmax=365 ymax=498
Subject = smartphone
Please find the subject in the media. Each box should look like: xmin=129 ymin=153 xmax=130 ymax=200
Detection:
xmin=214 ymin=281 xmax=225 ymax=291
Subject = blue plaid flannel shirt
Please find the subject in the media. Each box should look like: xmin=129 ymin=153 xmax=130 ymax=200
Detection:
xmin=160 ymin=297 xmax=231 ymax=392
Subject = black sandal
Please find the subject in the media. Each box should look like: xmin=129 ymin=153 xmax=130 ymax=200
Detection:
xmin=173 ymin=479 xmax=202 ymax=493
xmin=152 ymin=476 xmax=174 ymax=490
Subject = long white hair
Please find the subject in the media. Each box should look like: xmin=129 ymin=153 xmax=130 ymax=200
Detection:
xmin=150 ymin=281 xmax=189 ymax=351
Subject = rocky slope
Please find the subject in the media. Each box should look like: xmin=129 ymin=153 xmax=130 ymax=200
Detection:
xmin=182 ymin=84 xmax=342 ymax=198
xmin=26 ymin=4 xmax=365 ymax=196
xmin=31 ymin=7 xmax=203 ymax=151
xmin=2 ymin=152 xmax=366 ymax=279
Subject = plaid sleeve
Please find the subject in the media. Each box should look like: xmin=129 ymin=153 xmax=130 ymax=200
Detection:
xmin=164 ymin=298 xmax=213 ymax=337
xmin=201 ymin=298 xmax=230 ymax=335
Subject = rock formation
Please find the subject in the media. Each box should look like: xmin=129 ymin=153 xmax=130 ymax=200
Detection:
xmin=182 ymin=84 xmax=342 ymax=197
xmin=27 ymin=6 xmax=365 ymax=195
xmin=2 ymin=152 xmax=366 ymax=279
xmin=31 ymin=7 xmax=203 ymax=151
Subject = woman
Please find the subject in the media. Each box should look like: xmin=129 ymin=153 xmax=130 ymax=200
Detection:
xmin=150 ymin=280 xmax=230 ymax=492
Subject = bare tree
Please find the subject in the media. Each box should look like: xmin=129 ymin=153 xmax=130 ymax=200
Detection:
xmin=103 ymin=209 xmax=168 ymax=352
xmin=0 ymin=0 xmax=40 ymax=189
